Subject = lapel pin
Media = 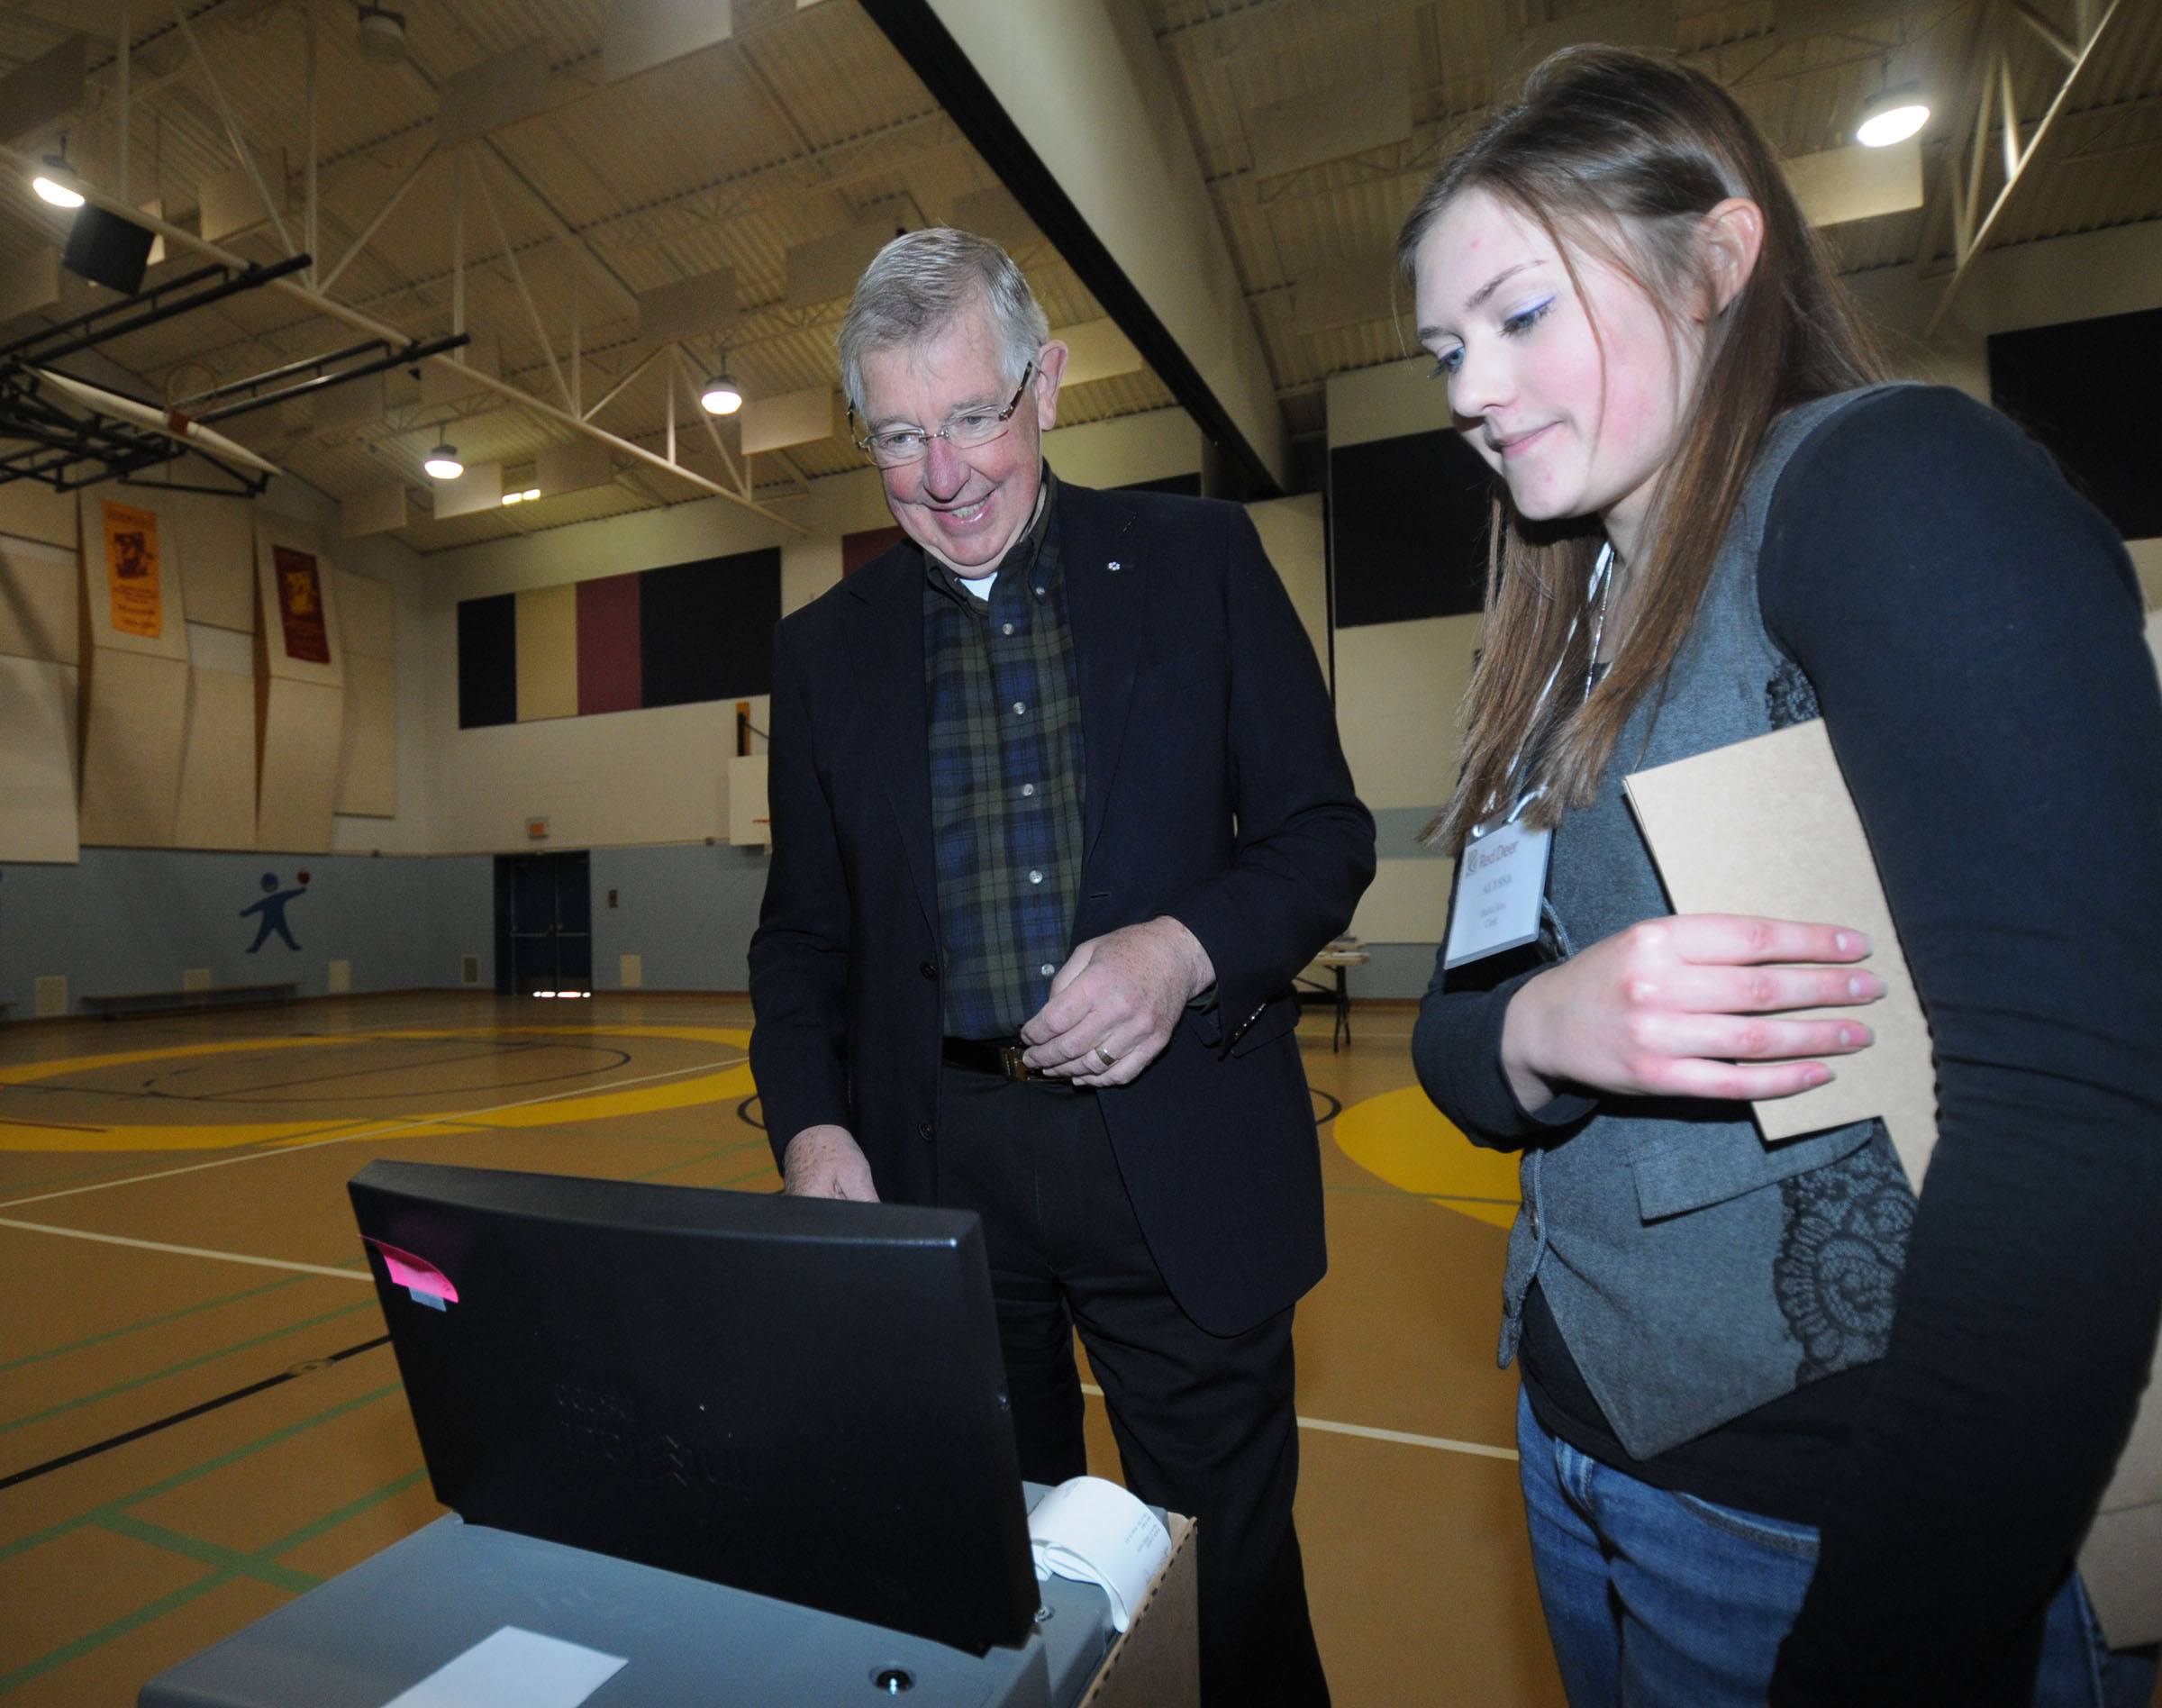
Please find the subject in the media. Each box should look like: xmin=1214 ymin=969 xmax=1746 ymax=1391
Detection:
xmin=1107 ymin=559 xmax=1121 ymax=571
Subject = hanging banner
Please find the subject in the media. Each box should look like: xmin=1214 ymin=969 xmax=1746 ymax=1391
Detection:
xmin=102 ymin=500 xmax=163 ymax=639
xmin=272 ymin=545 xmax=332 ymax=664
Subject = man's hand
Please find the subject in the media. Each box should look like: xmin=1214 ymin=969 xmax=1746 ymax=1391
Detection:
xmin=1019 ymin=918 xmax=1215 ymax=1087
xmin=781 ymin=1124 xmax=880 ymax=1200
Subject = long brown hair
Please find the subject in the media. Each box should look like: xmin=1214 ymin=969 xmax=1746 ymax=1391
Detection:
xmin=1402 ymin=46 xmax=1882 ymax=850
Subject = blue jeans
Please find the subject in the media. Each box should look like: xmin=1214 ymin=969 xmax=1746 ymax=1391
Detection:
xmin=1517 ymin=1387 xmax=2157 ymax=1706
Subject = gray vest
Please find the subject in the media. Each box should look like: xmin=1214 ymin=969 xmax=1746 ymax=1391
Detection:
xmin=1503 ymin=386 xmax=1917 ymax=1458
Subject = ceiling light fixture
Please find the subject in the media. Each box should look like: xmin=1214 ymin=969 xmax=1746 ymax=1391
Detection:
xmin=699 ymin=374 xmax=742 ymax=415
xmin=500 ymin=487 xmax=541 ymax=505
xmin=1856 ymin=82 xmax=1930 ymax=148
xmin=356 ymin=5 xmax=407 ymax=64
xmin=423 ymin=440 xmax=463 ymax=480
xmin=32 ymin=145 xmax=83 ymax=209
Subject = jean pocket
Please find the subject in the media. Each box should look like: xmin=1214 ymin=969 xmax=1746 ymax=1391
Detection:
xmin=1670 ymin=1490 xmax=1821 ymax=1562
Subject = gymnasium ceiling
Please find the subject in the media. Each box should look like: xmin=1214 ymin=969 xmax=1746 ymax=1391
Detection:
xmin=0 ymin=0 xmax=2154 ymax=552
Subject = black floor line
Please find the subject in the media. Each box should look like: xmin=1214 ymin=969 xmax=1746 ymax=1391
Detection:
xmin=0 ymin=1335 xmax=395 ymax=1494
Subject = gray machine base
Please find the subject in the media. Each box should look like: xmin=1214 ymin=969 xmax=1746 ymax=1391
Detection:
xmin=141 ymin=1487 xmax=1117 ymax=1708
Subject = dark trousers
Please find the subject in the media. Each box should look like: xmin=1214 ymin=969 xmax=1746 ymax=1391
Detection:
xmin=936 ymin=1061 xmax=1330 ymax=1708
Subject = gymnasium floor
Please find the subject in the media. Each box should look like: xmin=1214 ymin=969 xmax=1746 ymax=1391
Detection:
xmin=0 ymin=993 xmax=1563 ymax=1706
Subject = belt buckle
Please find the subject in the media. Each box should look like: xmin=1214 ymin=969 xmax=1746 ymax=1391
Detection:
xmin=997 ymin=1042 xmax=1031 ymax=1083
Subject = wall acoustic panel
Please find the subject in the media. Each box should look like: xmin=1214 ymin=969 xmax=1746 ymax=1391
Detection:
xmin=334 ymin=652 xmax=397 ymax=818
xmin=77 ymin=646 xmax=188 ymax=847
xmin=457 ymin=550 xmax=779 ymax=728
xmin=1330 ymin=430 xmax=1492 ymax=627
xmin=739 ymin=386 xmax=838 ymax=456
xmin=0 ymin=480 xmax=77 ymax=550
xmin=200 ymin=146 xmax=290 ymax=245
xmin=1785 ymin=137 xmax=1923 ymax=229
xmin=785 ymin=222 xmax=896 ymax=310
xmin=335 ymin=569 xmax=396 ymax=660
xmin=256 ymin=675 xmax=343 ymax=851
xmin=437 ymin=42 xmax=551 ymax=149
xmin=514 ymin=582 xmax=578 ymax=722
xmin=0 ymin=655 xmax=79 ymax=863
xmin=0 ymin=539 xmax=78 ymax=665
xmin=576 ymin=573 xmax=640 ymax=715
xmin=341 ymin=480 xmax=408 ymax=541
xmin=458 ymin=594 xmax=517 ymax=729
xmin=604 ymin=0 xmax=732 ymax=83
xmin=168 ymin=489 xmax=256 ymax=634
xmin=173 ymin=665 xmax=256 ymax=850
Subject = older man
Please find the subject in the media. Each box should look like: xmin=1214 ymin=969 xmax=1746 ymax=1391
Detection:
xmin=749 ymin=229 xmax=1371 ymax=1705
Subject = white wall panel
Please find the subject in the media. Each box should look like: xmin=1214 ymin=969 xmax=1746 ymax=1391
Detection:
xmin=0 ymin=538 xmax=78 ymax=665
xmin=174 ymin=666 xmax=257 ymax=850
xmin=1333 ymin=613 xmax=1481 ymax=813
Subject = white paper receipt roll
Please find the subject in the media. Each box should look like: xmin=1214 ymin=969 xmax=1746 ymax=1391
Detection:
xmin=1027 ymin=1476 xmax=1172 ymax=1633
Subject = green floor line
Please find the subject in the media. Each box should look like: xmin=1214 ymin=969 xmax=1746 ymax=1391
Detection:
xmin=98 ymin=1513 xmax=321 ymax=1594
xmin=0 ymin=1299 xmax=382 ymax=1437
xmin=260 ymin=1465 xmax=431 ymax=1562
xmin=0 ymin=1380 xmax=403 ymax=1566
xmin=0 ymin=1276 xmax=307 ymax=1377
xmin=0 ymin=1566 xmax=233 ymax=1697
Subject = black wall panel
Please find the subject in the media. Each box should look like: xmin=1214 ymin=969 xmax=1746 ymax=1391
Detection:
xmin=456 ymin=593 xmax=518 ymax=729
xmin=639 ymin=546 xmax=782 ymax=709
xmin=1990 ymin=308 xmax=2162 ymax=541
xmin=1330 ymin=430 xmax=1493 ymax=628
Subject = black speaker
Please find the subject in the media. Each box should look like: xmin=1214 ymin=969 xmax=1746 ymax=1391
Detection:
xmin=62 ymin=206 xmax=156 ymax=295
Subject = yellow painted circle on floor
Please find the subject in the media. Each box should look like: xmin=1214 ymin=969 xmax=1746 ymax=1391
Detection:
xmin=0 ymin=1024 xmax=754 ymax=1153
xmin=1333 ymin=1085 xmax=1522 ymax=1230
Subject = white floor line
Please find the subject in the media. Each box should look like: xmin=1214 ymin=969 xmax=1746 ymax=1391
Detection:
xmin=0 ymin=1217 xmax=373 ymax=1280
xmin=0 ymin=1056 xmax=749 ymax=1213
xmin=1077 ymin=1382 xmax=1517 ymax=1462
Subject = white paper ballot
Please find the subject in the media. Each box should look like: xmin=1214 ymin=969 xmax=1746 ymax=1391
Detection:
xmin=1027 ymin=1476 xmax=1171 ymax=1634
xmin=382 ymin=1626 xmax=628 ymax=1708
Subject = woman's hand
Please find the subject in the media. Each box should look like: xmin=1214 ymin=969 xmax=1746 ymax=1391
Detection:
xmin=1500 ymin=914 xmax=1885 ymax=1111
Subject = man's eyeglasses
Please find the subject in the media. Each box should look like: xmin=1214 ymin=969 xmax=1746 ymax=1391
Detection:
xmin=851 ymin=362 xmax=1034 ymax=469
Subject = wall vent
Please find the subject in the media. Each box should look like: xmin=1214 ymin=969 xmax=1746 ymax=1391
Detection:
xmin=459 ymin=954 xmax=481 ymax=987
xmin=620 ymin=953 xmax=643 ymax=989
xmin=327 ymin=959 xmax=352 ymax=995
xmin=33 ymin=975 xmax=66 ymax=1018
xmin=182 ymin=968 xmax=212 ymax=993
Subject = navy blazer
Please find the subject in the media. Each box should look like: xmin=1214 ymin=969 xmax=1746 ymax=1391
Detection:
xmin=748 ymin=480 xmax=1375 ymax=1334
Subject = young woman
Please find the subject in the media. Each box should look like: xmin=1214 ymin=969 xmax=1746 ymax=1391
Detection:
xmin=1406 ymin=45 xmax=2162 ymax=1707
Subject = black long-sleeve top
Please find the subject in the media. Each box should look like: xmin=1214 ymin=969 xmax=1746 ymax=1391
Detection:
xmin=1414 ymin=386 xmax=2162 ymax=1703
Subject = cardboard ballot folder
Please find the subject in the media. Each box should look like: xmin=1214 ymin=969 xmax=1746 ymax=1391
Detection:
xmin=1623 ymin=701 xmax=2162 ymax=1649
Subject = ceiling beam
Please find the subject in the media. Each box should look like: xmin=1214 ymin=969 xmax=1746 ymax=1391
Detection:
xmin=858 ymin=0 xmax=1287 ymax=496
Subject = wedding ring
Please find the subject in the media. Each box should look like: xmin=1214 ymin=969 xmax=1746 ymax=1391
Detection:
xmin=1094 ymin=1043 xmax=1119 ymax=1069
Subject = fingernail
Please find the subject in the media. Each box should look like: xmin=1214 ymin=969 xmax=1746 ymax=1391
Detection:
xmin=1838 ymin=1025 xmax=1873 ymax=1048
xmin=1803 ymin=1066 xmax=1832 ymax=1087
xmin=1834 ymin=931 xmax=1871 ymax=956
xmin=1847 ymin=974 xmax=1885 ymax=1000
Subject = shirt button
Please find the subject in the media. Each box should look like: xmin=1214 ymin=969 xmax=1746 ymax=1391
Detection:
xmin=1001 ymin=622 xmax=1014 ymax=636
xmin=1028 ymin=869 xmax=1043 ymax=885
xmin=1039 ymin=963 xmax=1054 ymax=977
xmin=1034 ymin=586 xmax=1045 ymax=596
xmin=919 ymin=961 xmax=938 ymax=981
xmin=1012 ymin=700 xmax=1026 ymax=715
xmin=919 ymin=1123 xmax=934 ymax=1143
xmin=1021 ymin=783 xmax=1035 ymax=797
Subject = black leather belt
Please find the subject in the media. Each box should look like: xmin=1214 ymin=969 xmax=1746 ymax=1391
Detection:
xmin=940 ymin=1036 xmax=1050 ymax=1082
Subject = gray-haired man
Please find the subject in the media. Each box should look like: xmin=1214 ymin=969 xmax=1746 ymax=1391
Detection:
xmin=750 ymin=229 xmax=1372 ymax=1704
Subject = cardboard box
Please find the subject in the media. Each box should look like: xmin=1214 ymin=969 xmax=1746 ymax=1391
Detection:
xmin=1081 ymin=1511 xmax=1199 ymax=1708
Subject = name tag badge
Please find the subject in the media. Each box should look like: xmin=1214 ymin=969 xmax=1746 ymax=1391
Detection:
xmin=1443 ymin=818 xmax=1552 ymax=969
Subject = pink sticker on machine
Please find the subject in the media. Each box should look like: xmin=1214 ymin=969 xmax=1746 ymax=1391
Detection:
xmin=363 ymin=1238 xmax=459 ymax=1304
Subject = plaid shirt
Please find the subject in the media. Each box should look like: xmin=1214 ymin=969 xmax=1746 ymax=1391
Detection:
xmin=923 ymin=471 xmax=1087 ymax=1039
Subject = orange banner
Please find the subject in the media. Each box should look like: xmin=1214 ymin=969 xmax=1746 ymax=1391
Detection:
xmin=102 ymin=501 xmax=162 ymax=639
xmin=272 ymin=545 xmax=332 ymax=665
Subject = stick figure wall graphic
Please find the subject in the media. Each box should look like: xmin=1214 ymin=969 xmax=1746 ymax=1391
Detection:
xmin=241 ymin=871 xmax=310 ymax=952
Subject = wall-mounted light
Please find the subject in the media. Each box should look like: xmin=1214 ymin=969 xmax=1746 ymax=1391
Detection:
xmin=499 ymin=487 xmax=541 ymax=505
xmin=31 ymin=149 xmax=83 ymax=209
xmin=1856 ymin=83 xmax=1930 ymax=148
xmin=422 ymin=441 xmax=463 ymax=480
